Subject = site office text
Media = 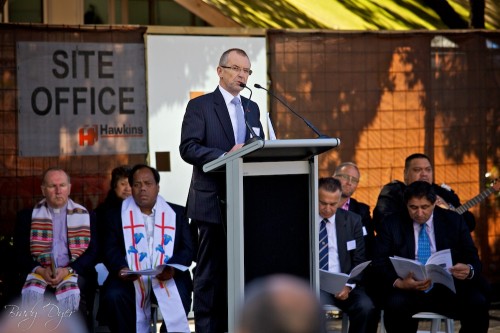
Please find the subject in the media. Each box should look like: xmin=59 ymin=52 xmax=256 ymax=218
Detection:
xmin=29 ymin=49 xmax=136 ymax=116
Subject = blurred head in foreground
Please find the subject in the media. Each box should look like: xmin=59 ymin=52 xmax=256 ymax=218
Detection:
xmin=237 ymin=274 xmax=326 ymax=333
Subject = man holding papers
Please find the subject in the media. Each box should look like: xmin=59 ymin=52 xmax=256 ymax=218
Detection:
xmin=318 ymin=177 xmax=378 ymax=333
xmin=101 ymin=164 xmax=193 ymax=333
xmin=374 ymin=181 xmax=489 ymax=333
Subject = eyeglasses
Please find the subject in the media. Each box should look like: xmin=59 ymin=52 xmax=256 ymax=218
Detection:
xmin=335 ymin=174 xmax=360 ymax=184
xmin=220 ymin=65 xmax=253 ymax=76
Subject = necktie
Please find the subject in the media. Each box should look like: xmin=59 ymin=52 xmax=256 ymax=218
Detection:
xmin=417 ymin=223 xmax=431 ymax=264
xmin=319 ymin=218 xmax=329 ymax=270
xmin=231 ymin=97 xmax=246 ymax=144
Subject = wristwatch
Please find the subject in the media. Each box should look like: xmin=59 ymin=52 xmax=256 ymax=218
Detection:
xmin=67 ymin=266 xmax=75 ymax=275
xmin=466 ymin=264 xmax=474 ymax=279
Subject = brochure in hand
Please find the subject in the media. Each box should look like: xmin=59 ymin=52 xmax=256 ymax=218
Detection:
xmin=389 ymin=249 xmax=455 ymax=293
xmin=122 ymin=263 xmax=190 ymax=276
xmin=319 ymin=260 xmax=371 ymax=295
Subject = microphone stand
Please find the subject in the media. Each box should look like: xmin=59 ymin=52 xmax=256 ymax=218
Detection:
xmin=240 ymin=83 xmax=264 ymax=145
xmin=254 ymin=83 xmax=330 ymax=139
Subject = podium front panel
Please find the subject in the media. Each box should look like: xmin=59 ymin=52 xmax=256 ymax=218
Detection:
xmin=243 ymin=174 xmax=310 ymax=284
xmin=221 ymin=154 xmax=322 ymax=333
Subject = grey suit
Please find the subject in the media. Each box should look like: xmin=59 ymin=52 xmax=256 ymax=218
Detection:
xmin=180 ymin=86 xmax=264 ymax=333
xmin=320 ymin=209 xmax=379 ymax=333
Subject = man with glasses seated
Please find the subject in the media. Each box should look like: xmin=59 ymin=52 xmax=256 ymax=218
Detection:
xmin=14 ymin=167 xmax=98 ymax=331
xmin=180 ymin=48 xmax=265 ymax=333
xmin=333 ymin=162 xmax=375 ymax=259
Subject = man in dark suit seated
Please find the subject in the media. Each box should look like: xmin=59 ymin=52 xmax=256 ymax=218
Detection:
xmin=318 ymin=177 xmax=379 ymax=333
xmin=100 ymin=164 xmax=193 ymax=333
xmin=333 ymin=162 xmax=375 ymax=259
xmin=374 ymin=181 xmax=490 ymax=333
xmin=14 ymin=167 xmax=98 ymax=331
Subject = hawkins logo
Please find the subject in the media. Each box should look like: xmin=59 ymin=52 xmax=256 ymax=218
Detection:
xmin=79 ymin=125 xmax=98 ymax=146
xmin=78 ymin=124 xmax=144 ymax=146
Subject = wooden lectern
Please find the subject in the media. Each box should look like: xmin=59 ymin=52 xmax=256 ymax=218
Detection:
xmin=203 ymin=138 xmax=341 ymax=333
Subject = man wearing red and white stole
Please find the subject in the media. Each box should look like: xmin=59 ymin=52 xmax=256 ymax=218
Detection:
xmin=101 ymin=164 xmax=193 ymax=333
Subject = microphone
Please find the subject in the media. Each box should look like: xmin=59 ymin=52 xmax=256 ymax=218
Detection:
xmin=239 ymin=83 xmax=263 ymax=144
xmin=253 ymin=83 xmax=330 ymax=138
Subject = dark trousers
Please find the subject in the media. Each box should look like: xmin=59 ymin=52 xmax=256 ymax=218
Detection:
xmin=383 ymin=282 xmax=489 ymax=333
xmin=320 ymin=287 xmax=379 ymax=333
xmin=193 ymin=220 xmax=228 ymax=333
xmin=78 ymin=273 xmax=97 ymax=332
xmin=101 ymin=277 xmax=136 ymax=333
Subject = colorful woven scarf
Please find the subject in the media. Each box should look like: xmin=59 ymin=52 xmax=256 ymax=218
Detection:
xmin=22 ymin=198 xmax=91 ymax=311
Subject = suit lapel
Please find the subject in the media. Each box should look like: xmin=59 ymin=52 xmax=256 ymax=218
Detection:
xmin=213 ymin=88 xmax=236 ymax=145
xmin=403 ymin=218 xmax=416 ymax=260
xmin=335 ymin=211 xmax=348 ymax=271
xmin=432 ymin=209 xmax=446 ymax=251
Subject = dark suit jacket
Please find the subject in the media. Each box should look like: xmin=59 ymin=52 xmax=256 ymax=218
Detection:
xmin=332 ymin=209 xmax=366 ymax=283
xmin=14 ymin=207 xmax=98 ymax=281
xmin=374 ymin=206 xmax=482 ymax=288
xmin=346 ymin=198 xmax=374 ymax=259
xmin=179 ymin=87 xmax=264 ymax=224
xmin=102 ymin=201 xmax=193 ymax=311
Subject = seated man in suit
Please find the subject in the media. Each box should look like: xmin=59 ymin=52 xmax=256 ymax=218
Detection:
xmin=14 ymin=167 xmax=97 ymax=330
xmin=374 ymin=181 xmax=490 ymax=333
xmin=101 ymin=164 xmax=193 ymax=333
xmin=333 ymin=162 xmax=375 ymax=259
xmin=318 ymin=177 xmax=378 ymax=333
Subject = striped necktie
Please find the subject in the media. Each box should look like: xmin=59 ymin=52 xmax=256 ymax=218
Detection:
xmin=417 ymin=223 xmax=431 ymax=264
xmin=231 ymin=97 xmax=246 ymax=144
xmin=319 ymin=218 xmax=329 ymax=270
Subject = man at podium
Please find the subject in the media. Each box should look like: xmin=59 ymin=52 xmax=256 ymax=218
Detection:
xmin=179 ymin=48 xmax=265 ymax=333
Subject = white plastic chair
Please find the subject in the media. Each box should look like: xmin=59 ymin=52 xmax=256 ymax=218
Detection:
xmin=379 ymin=310 xmax=454 ymax=333
xmin=413 ymin=312 xmax=454 ymax=333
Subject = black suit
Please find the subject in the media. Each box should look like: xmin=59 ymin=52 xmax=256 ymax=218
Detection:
xmin=374 ymin=207 xmax=490 ymax=333
xmin=101 ymin=201 xmax=193 ymax=333
xmin=179 ymin=86 xmax=264 ymax=333
xmin=345 ymin=198 xmax=375 ymax=259
xmin=320 ymin=209 xmax=379 ymax=333
xmin=14 ymin=207 xmax=98 ymax=330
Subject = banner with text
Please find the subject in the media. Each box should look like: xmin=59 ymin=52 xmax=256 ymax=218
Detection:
xmin=17 ymin=41 xmax=147 ymax=156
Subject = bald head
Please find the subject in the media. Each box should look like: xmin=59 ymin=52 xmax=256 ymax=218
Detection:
xmin=237 ymin=275 xmax=325 ymax=333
